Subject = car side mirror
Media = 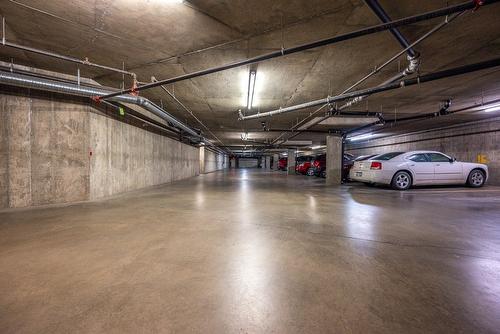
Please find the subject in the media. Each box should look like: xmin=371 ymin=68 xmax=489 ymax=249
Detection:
xmin=449 ymin=157 xmax=456 ymax=163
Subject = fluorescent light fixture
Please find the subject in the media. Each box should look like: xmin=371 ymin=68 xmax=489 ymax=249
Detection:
xmin=311 ymin=145 xmax=326 ymax=150
xmin=348 ymin=133 xmax=373 ymax=141
xmin=247 ymin=70 xmax=256 ymax=110
xmin=484 ymin=103 xmax=500 ymax=113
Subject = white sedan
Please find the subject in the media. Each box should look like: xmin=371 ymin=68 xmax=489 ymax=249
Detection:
xmin=349 ymin=151 xmax=488 ymax=190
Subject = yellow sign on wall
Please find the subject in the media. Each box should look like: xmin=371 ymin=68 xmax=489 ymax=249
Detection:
xmin=477 ymin=154 xmax=489 ymax=164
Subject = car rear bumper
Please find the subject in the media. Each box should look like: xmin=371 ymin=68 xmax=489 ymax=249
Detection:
xmin=349 ymin=170 xmax=391 ymax=184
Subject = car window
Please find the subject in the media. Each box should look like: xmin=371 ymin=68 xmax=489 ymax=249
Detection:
xmin=407 ymin=154 xmax=428 ymax=162
xmin=373 ymin=152 xmax=405 ymax=161
xmin=355 ymin=154 xmax=376 ymax=161
xmin=355 ymin=155 xmax=367 ymax=161
xmin=427 ymin=153 xmax=450 ymax=162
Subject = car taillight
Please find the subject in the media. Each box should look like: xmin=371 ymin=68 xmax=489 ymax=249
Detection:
xmin=370 ymin=162 xmax=382 ymax=170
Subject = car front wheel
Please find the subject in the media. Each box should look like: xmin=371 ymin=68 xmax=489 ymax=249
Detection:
xmin=467 ymin=169 xmax=485 ymax=188
xmin=306 ymin=168 xmax=315 ymax=176
xmin=391 ymin=171 xmax=412 ymax=190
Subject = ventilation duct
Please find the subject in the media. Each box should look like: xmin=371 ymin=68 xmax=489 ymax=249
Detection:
xmin=0 ymin=70 xmax=202 ymax=140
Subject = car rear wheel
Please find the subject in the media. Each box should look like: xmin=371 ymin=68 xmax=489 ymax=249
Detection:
xmin=467 ymin=169 xmax=485 ymax=188
xmin=391 ymin=171 xmax=412 ymax=191
xmin=306 ymin=168 xmax=315 ymax=176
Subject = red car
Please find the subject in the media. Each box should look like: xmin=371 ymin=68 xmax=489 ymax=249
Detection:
xmin=295 ymin=160 xmax=312 ymax=175
xmin=309 ymin=155 xmax=326 ymax=177
xmin=277 ymin=158 xmax=288 ymax=171
xmin=308 ymin=153 xmax=355 ymax=180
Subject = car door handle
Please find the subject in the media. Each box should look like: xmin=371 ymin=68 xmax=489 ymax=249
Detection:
xmin=410 ymin=164 xmax=415 ymax=166
xmin=435 ymin=164 xmax=440 ymax=166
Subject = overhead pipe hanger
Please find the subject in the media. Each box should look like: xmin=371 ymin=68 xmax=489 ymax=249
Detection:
xmin=237 ymin=4 xmax=492 ymax=122
xmin=0 ymin=70 xmax=205 ymax=142
xmin=239 ymin=57 xmax=500 ymax=120
xmin=345 ymin=96 xmax=500 ymax=141
xmin=242 ymin=6 xmax=466 ymax=126
xmin=326 ymin=0 xmax=424 ymax=119
xmin=263 ymin=10 xmax=463 ymax=147
xmin=97 ymin=0 xmax=499 ymax=101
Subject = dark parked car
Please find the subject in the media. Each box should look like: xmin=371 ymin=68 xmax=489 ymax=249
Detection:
xmin=309 ymin=154 xmax=326 ymax=177
xmin=308 ymin=153 xmax=355 ymax=180
xmin=277 ymin=157 xmax=288 ymax=171
xmin=343 ymin=153 xmax=355 ymax=179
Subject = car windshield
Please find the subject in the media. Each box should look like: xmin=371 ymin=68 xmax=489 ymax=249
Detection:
xmin=373 ymin=152 xmax=405 ymax=161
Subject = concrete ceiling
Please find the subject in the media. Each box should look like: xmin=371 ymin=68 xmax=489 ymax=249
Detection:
xmin=1 ymin=0 xmax=500 ymax=148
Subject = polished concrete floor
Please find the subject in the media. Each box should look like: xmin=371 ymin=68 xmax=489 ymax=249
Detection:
xmin=1 ymin=169 xmax=500 ymax=333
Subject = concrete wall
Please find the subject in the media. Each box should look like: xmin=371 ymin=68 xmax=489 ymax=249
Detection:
xmin=203 ymin=148 xmax=225 ymax=173
xmin=346 ymin=117 xmax=500 ymax=185
xmin=0 ymin=90 xmax=202 ymax=209
xmin=0 ymin=92 xmax=90 ymax=209
xmin=238 ymin=158 xmax=258 ymax=168
xmin=89 ymin=112 xmax=199 ymax=199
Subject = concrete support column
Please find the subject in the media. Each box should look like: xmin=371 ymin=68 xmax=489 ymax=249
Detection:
xmin=326 ymin=135 xmax=343 ymax=185
xmin=273 ymin=154 xmax=279 ymax=170
xmin=199 ymin=146 xmax=205 ymax=174
xmin=265 ymin=156 xmax=271 ymax=169
xmin=287 ymin=149 xmax=296 ymax=175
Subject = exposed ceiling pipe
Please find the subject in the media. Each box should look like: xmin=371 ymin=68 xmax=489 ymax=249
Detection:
xmin=347 ymin=97 xmax=500 ymax=140
xmin=0 ymin=70 xmax=204 ymax=141
xmin=101 ymin=100 xmax=182 ymax=138
xmin=151 ymin=77 xmax=227 ymax=149
xmin=263 ymin=10 xmax=461 ymax=126
xmin=264 ymin=12 xmax=463 ymax=144
xmin=270 ymin=104 xmax=331 ymax=146
xmin=334 ymin=53 xmax=420 ymax=112
xmin=364 ymin=0 xmax=417 ymax=58
xmin=237 ymin=57 xmax=500 ymax=120
xmin=96 ymin=0 xmax=498 ymax=101
xmin=1 ymin=17 xmax=136 ymax=79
